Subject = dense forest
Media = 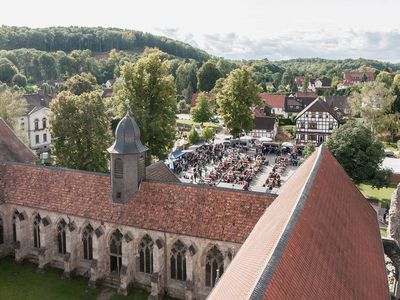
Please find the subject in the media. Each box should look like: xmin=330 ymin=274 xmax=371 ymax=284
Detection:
xmin=0 ymin=26 xmax=209 ymax=61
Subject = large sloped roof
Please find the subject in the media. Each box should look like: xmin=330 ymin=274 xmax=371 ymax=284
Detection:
xmin=0 ymin=162 xmax=274 ymax=243
xmin=296 ymin=97 xmax=339 ymax=121
xmin=260 ymin=94 xmax=285 ymax=109
xmin=209 ymin=146 xmax=388 ymax=299
xmin=0 ymin=119 xmax=36 ymax=164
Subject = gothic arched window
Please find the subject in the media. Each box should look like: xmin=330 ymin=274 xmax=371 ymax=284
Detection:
xmin=34 ymin=119 xmax=39 ymax=131
xmin=0 ymin=216 xmax=4 ymax=244
xmin=170 ymin=240 xmax=186 ymax=281
xmin=12 ymin=211 xmax=18 ymax=242
xmin=205 ymin=246 xmax=224 ymax=287
xmin=33 ymin=214 xmax=41 ymax=248
xmin=139 ymin=234 xmax=153 ymax=274
xmin=82 ymin=224 xmax=93 ymax=260
xmin=114 ymin=158 xmax=123 ymax=178
xmin=110 ymin=229 xmax=123 ymax=274
xmin=57 ymin=219 xmax=67 ymax=254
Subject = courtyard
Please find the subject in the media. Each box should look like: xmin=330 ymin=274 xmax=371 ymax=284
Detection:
xmin=0 ymin=256 xmax=157 ymax=300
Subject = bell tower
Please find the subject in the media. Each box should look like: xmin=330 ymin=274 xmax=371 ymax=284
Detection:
xmin=108 ymin=103 xmax=147 ymax=204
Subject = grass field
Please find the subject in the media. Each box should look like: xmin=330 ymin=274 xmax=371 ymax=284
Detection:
xmin=0 ymin=256 xmax=150 ymax=300
xmin=176 ymin=119 xmax=221 ymax=131
xmin=356 ymin=183 xmax=396 ymax=205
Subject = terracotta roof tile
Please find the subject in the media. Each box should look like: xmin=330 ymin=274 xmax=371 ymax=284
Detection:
xmin=0 ymin=119 xmax=36 ymax=163
xmin=145 ymin=161 xmax=180 ymax=183
xmin=209 ymin=147 xmax=388 ymax=299
xmin=0 ymin=163 xmax=274 ymax=243
xmin=260 ymin=94 xmax=285 ymax=109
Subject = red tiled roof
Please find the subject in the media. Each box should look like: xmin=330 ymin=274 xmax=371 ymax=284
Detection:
xmin=343 ymin=71 xmax=375 ymax=83
xmin=145 ymin=161 xmax=180 ymax=183
xmin=209 ymin=147 xmax=388 ymax=299
xmin=0 ymin=119 xmax=36 ymax=164
xmin=294 ymin=76 xmax=304 ymax=85
xmin=0 ymin=163 xmax=274 ymax=243
xmin=260 ymin=94 xmax=285 ymax=109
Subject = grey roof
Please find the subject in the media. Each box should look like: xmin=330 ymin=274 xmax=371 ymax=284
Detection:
xmin=23 ymin=94 xmax=52 ymax=114
xmin=108 ymin=112 xmax=148 ymax=154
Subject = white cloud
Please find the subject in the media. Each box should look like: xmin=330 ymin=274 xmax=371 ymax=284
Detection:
xmin=182 ymin=30 xmax=400 ymax=62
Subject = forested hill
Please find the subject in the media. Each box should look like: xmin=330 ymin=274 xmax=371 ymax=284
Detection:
xmin=0 ymin=26 xmax=210 ymax=61
xmin=272 ymin=58 xmax=400 ymax=75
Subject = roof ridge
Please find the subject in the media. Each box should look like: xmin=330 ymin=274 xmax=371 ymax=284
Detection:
xmin=249 ymin=145 xmax=325 ymax=299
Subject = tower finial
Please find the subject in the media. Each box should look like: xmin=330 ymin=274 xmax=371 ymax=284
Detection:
xmin=125 ymin=98 xmax=131 ymax=115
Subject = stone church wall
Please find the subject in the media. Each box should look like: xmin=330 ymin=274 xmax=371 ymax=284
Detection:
xmin=0 ymin=203 xmax=240 ymax=300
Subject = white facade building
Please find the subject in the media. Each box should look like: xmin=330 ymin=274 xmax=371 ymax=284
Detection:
xmin=18 ymin=106 xmax=51 ymax=154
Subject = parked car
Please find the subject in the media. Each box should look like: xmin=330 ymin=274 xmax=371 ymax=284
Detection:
xmin=385 ymin=150 xmax=397 ymax=158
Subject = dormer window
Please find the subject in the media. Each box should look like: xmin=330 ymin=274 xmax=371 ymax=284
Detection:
xmin=114 ymin=158 xmax=123 ymax=178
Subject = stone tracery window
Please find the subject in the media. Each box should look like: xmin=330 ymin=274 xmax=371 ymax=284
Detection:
xmin=82 ymin=224 xmax=93 ymax=260
xmin=110 ymin=229 xmax=123 ymax=274
xmin=57 ymin=219 xmax=67 ymax=254
xmin=0 ymin=216 xmax=4 ymax=244
xmin=139 ymin=234 xmax=153 ymax=274
xmin=33 ymin=214 xmax=41 ymax=248
xmin=170 ymin=240 xmax=186 ymax=281
xmin=205 ymin=246 xmax=224 ymax=287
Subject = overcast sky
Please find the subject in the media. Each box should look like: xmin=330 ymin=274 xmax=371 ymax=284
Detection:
xmin=3 ymin=0 xmax=400 ymax=62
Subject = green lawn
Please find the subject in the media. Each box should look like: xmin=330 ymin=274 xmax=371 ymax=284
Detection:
xmin=0 ymin=256 xmax=150 ymax=300
xmin=176 ymin=119 xmax=221 ymax=131
xmin=356 ymin=183 xmax=396 ymax=205
xmin=0 ymin=256 xmax=100 ymax=300
xmin=380 ymin=227 xmax=387 ymax=237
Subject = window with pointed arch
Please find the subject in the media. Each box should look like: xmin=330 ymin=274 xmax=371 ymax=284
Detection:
xmin=205 ymin=246 xmax=224 ymax=288
xmin=139 ymin=234 xmax=153 ymax=274
xmin=82 ymin=224 xmax=93 ymax=260
xmin=34 ymin=119 xmax=39 ymax=131
xmin=170 ymin=240 xmax=187 ymax=281
xmin=33 ymin=214 xmax=41 ymax=248
xmin=57 ymin=219 xmax=67 ymax=254
xmin=0 ymin=215 xmax=4 ymax=244
xmin=12 ymin=211 xmax=18 ymax=242
xmin=110 ymin=230 xmax=123 ymax=274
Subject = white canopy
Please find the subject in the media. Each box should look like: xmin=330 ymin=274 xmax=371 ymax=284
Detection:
xmin=282 ymin=142 xmax=294 ymax=147
xmin=239 ymin=135 xmax=253 ymax=141
xmin=258 ymin=137 xmax=273 ymax=142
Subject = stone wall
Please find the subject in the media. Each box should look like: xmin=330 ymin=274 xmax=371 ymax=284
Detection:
xmin=0 ymin=203 xmax=239 ymax=300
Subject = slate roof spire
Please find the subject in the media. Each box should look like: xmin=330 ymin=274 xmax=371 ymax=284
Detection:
xmin=108 ymin=99 xmax=147 ymax=154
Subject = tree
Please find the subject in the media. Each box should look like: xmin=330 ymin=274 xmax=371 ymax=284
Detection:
xmin=303 ymin=144 xmax=315 ymax=159
xmin=391 ymin=74 xmax=400 ymax=113
xmin=348 ymin=82 xmax=395 ymax=135
xmin=197 ymin=61 xmax=222 ymax=92
xmin=0 ymin=58 xmax=18 ymax=84
xmin=175 ymin=62 xmax=197 ymax=95
xmin=216 ymin=66 xmax=262 ymax=136
xmin=12 ymin=73 xmax=27 ymax=87
xmin=121 ymin=49 xmax=177 ymax=160
xmin=326 ymin=121 xmax=390 ymax=188
xmin=0 ymin=88 xmax=27 ymax=129
xmin=178 ymin=99 xmax=187 ymax=111
xmin=201 ymin=126 xmax=215 ymax=142
xmin=302 ymin=76 xmax=310 ymax=91
xmin=50 ymin=91 xmax=111 ymax=172
xmin=65 ymin=73 xmax=97 ymax=95
xmin=376 ymin=71 xmax=394 ymax=88
xmin=191 ymin=93 xmax=213 ymax=123
xmin=188 ymin=126 xmax=200 ymax=144
xmin=38 ymin=53 xmax=57 ymax=80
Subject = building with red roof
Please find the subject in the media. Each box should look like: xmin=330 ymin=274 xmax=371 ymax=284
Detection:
xmin=260 ymin=93 xmax=286 ymax=116
xmin=209 ymin=146 xmax=388 ymax=300
xmin=338 ymin=71 xmax=375 ymax=89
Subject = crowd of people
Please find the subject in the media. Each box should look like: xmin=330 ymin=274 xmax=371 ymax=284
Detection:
xmin=171 ymin=142 xmax=300 ymax=191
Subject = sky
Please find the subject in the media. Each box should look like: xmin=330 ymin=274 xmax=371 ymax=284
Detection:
xmin=2 ymin=0 xmax=400 ymax=62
